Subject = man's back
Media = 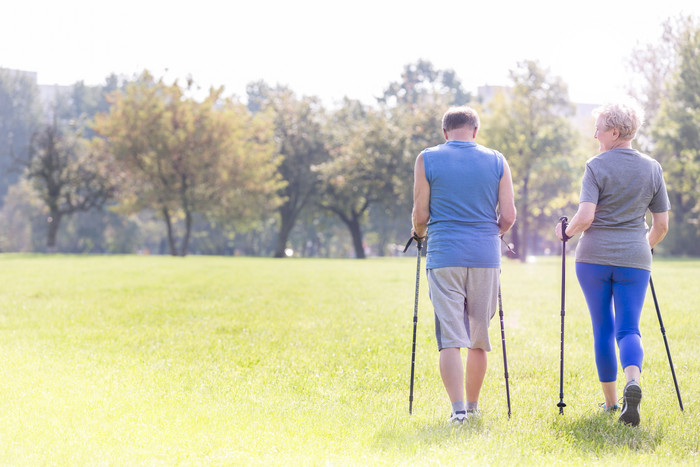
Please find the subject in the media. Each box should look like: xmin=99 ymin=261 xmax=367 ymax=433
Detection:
xmin=422 ymin=140 xmax=503 ymax=269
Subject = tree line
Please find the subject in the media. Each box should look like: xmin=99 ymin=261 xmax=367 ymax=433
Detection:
xmin=1 ymin=15 xmax=698 ymax=258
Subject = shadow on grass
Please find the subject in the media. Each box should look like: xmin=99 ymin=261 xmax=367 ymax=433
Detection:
xmin=552 ymin=411 xmax=663 ymax=453
xmin=372 ymin=415 xmax=489 ymax=452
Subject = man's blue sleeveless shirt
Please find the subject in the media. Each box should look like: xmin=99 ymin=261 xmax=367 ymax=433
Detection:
xmin=422 ymin=140 xmax=504 ymax=269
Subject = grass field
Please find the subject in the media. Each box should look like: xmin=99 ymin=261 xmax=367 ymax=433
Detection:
xmin=0 ymin=253 xmax=697 ymax=465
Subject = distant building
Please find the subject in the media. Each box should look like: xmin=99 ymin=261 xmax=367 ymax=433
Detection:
xmin=2 ymin=67 xmax=74 ymax=119
xmin=476 ymin=84 xmax=510 ymax=106
xmin=476 ymin=83 xmax=598 ymax=135
xmin=0 ymin=67 xmax=37 ymax=83
xmin=38 ymin=83 xmax=73 ymax=117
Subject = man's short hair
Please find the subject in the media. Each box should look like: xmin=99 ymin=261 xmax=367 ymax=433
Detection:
xmin=442 ymin=106 xmax=480 ymax=132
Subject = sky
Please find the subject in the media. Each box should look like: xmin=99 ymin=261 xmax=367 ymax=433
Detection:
xmin=2 ymin=0 xmax=700 ymax=106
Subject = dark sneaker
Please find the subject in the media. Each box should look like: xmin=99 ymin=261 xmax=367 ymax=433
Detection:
xmin=619 ymin=381 xmax=642 ymax=426
xmin=448 ymin=410 xmax=467 ymax=424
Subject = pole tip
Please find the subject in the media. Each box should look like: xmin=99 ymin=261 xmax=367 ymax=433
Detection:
xmin=557 ymin=401 xmax=566 ymax=414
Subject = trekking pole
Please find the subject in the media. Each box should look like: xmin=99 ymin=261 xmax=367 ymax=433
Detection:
xmin=498 ymin=285 xmax=512 ymax=419
xmin=404 ymin=235 xmax=424 ymax=415
xmin=557 ymin=217 xmax=568 ymax=415
xmin=498 ymin=235 xmax=515 ymax=419
xmin=649 ymin=274 xmax=684 ymax=411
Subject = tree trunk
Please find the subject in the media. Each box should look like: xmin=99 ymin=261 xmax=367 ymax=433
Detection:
xmin=376 ymin=236 xmax=387 ymax=257
xmin=46 ymin=209 xmax=62 ymax=253
xmin=162 ymin=207 xmax=177 ymax=256
xmin=273 ymin=207 xmax=297 ymax=258
xmin=326 ymin=206 xmax=366 ymax=259
xmin=508 ymin=222 xmax=520 ymax=260
xmin=347 ymin=212 xmax=366 ymax=259
xmin=519 ymin=176 xmax=530 ymax=263
xmin=180 ymin=209 xmax=192 ymax=257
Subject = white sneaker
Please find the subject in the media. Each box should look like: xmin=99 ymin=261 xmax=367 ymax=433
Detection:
xmin=448 ymin=410 xmax=467 ymax=424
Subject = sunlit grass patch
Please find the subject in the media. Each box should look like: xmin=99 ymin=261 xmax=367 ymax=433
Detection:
xmin=0 ymin=254 xmax=697 ymax=464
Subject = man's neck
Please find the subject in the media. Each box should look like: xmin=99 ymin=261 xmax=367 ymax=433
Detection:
xmin=447 ymin=137 xmax=475 ymax=142
xmin=444 ymin=127 xmax=476 ymax=142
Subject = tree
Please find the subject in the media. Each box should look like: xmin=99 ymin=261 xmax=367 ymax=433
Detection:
xmin=93 ymin=72 xmax=284 ymax=256
xmin=62 ymin=75 xmax=123 ymax=138
xmin=371 ymin=96 xmax=449 ymax=256
xmin=482 ymin=60 xmax=581 ymax=260
xmin=247 ymin=82 xmax=329 ymax=258
xmin=627 ymin=16 xmax=695 ymax=148
xmin=379 ymin=59 xmax=471 ymax=106
xmin=650 ymin=17 xmax=700 ymax=255
xmin=0 ymin=68 xmax=41 ymax=205
xmin=25 ymin=117 xmax=116 ymax=251
xmin=0 ymin=178 xmax=46 ymax=252
xmin=368 ymin=60 xmax=468 ymax=255
xmin=314 ymin=98 xmax=405 ymax=258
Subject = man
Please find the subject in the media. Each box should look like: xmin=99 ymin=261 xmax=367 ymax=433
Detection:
xmin=411 ymin=106 xmax=516 ymax=423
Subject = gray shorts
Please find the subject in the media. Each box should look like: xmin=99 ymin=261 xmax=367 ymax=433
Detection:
xmin=427 ymin=267 xmax=499 ymax=351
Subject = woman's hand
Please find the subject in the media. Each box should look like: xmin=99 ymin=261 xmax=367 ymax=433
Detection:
xmin=555 ymin=222 xmax=566 ymax=241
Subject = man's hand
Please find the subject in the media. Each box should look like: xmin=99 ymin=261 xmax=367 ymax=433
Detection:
xmin=411 ymin=228 xmax=426 ymax=242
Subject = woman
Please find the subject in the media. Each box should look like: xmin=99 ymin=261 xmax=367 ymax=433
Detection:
xmin=555 ymin=102 xmax=670 ymax=427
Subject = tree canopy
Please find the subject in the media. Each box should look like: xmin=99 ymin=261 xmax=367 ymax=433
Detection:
xmin=650 ymin=16 xmax=700 ymax=255
xmin=0 ymin=69 xmax=40 ymax=205
xmin=482 ymin=60 xmax=581 ymax=259
xmin=247 ymin=82 xmax=329 ymax=257
xmin=26 ymin=117 xmax=116 ymax=250
xmin=93 ymin=72 xmax=284 ymax=256
xmin=1 ymin=17 xmax=700 ymax=257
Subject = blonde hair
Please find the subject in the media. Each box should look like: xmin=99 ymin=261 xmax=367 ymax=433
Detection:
xmin=593 ymin=102 xmax=645 ymax=140
xmin=442 ymin=106 xmax=480 ymax=132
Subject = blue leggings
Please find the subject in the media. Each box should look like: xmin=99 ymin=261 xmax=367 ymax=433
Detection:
xmin=575 ymin=263 xmax=650 ymax=383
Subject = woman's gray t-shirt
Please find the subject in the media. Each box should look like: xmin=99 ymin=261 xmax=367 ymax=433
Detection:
xmin=575 ymin=148 xmax=671 ymax=271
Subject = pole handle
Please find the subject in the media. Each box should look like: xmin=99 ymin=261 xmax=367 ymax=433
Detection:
xmin=560 ymin=217 xmax=571 ymax=242
xmin=403 ymin=235 xmax=424 ymax=253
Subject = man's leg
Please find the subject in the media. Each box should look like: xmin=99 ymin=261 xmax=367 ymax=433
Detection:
xmin=466 ymin=348 xmax=487 ymax=403
xmin=439 ymin=347 xmax=464 ymax=403
xmin=463 ymin=268 xmax=498 ymax=409
xmin=428 ymin=268 xmax=471 ymax=411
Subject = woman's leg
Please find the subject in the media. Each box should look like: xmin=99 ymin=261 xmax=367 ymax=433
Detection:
xmin=576 ymin=262 xmax=618 ymax=407
xmin=611 ymin=266 xmax=650 ymax=382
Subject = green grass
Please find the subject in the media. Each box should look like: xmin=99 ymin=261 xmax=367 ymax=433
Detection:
xmin=0 ymin=254 xmax=697 ymax=465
